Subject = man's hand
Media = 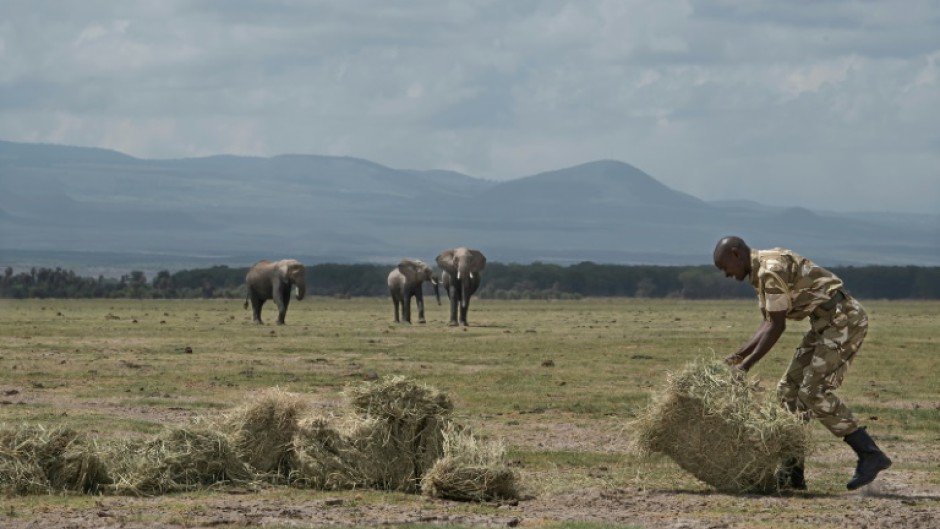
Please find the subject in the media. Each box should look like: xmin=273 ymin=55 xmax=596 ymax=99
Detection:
xmin=724 ymin=354 xmax=742 ymax=367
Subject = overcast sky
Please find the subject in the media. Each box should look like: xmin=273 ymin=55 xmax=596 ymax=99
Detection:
xmin=2 ymin=1 xmax=938 ymax=214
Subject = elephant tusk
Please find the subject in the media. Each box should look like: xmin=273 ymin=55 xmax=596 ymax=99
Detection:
xmin=457 ymin=271 xmax=461 ymax=280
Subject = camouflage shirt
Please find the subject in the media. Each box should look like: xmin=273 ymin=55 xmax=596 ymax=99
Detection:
xmin=749 ymin=248 xmax=844 ymax=320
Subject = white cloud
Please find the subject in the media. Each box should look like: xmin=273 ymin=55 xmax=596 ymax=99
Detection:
xmin=908 ymin=50 xmax=940 ymax=90
xmin=0 ymin=0 xmax=938 ymax=213
xmin=780 ymin=57 xmax=859 ymax=99
xmin=73 ymin=20 xmax=129 ymax=47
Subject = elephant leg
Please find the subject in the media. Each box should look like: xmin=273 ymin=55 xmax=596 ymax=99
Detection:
xmin=275 ymin=286 xmax=290 ymax=325
xmin=402 ymin=292 xmax=413 ymax=324
xmin=459 ymin=299 xmax=470 ymax=326
xmin=278 ymin=297 xmax=290 ymax=324
xmin=447 ymin=289 xmax=459 ymax=326
xmin=416 ymin=291 xmax=426 ymax=324
xmin=460 ymin=278 xmax=479 ymax=326
xmin=251 ymin=296 xmax=265 ymax=324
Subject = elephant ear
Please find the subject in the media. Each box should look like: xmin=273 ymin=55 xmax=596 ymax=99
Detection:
xmin=435 ymin=250 xmax=457 ymax=272
xmin=289 ymin=260 xmax=305 ymax=276
xmin=467 ymin=249 xmax=487 ymax=272
xmin=280 ymin=259 xmax=304 ymax=281
xmin=397 ymin=259 xmax=423 ymax=281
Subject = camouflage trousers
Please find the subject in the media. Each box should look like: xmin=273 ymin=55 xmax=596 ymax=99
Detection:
xmin=776 ymin=295 xmax=867 ymax=437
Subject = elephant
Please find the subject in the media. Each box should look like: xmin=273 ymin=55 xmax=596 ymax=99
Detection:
xmin=387 ymin=259 xmax=441 ymax=324
xmin=436 ymin=247 xmax=486 ymax=326
xmin=243 ymin=259 xmax=306 ymax=324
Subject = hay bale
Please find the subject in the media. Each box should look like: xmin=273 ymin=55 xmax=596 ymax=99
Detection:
xmin=633 ymin=359 xmax=811 ymax=494
xmin=289 ymin=417 xmax=369 ymax=490
xmin=0 ymin=424 xmax=110 ymax=494
xmin=421 ymin=424 xmax=519 ymax=502
xmin=343 ymin=376 xmax=453 ymax=492
xmin=221 ymin=387 xmax=309 ymax=474
xmin=108 ymin=427 xmax=252 ymax=496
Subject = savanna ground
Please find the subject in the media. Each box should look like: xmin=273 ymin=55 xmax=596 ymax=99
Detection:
xmin=1 ymin=296 xmax=938 ymax=529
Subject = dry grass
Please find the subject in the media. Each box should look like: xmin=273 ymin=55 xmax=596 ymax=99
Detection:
xmin=1 ymin=376 xmax=505 ymax=500
xmin=421 ymin=423 xmax=519 ymax=502
xmin=0 ymin=424 xmax=109 ymax=494
xmin=218 ymin=387 xmax=309 ymax=475
xmin=289 ymin=416 xmax=369 ymax=490
xmin=632 ymin=358 xmax=812 ymax=493
xmin=1 ymin=298 xmax=938 ymax=528
xmin=343 ymin=375 xmax=453 ymax=492
xmin=106 ymin=427 xmax=254 ymax=496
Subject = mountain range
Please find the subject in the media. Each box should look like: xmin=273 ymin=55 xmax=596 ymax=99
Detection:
xmin=1 ymin=139 xmax=937 ymax=275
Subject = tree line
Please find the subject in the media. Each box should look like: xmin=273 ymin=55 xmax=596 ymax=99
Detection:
xmin=3 ymin=262 xmax=939 ymax=300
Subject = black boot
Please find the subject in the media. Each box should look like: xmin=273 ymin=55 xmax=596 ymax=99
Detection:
xmin=776 ymin=458 xmax=807 ymax=491
xmin=843 ymin=427 xmax=892 ymax=490
xmin=790 ymin=462 xmax=807 ymax=490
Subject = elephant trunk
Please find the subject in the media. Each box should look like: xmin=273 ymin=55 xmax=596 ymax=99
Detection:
xmin=461 ymin=276 xmax=469 ymax=310
xmin=458 ymin=261 xmax=470 ymax=309
xmin=295 ymin=282 xmax=306 ymax=301
xmin=433 ymin=280 xmax=441 ymax=305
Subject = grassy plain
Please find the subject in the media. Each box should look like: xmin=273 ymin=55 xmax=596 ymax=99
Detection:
xmin=1 ymin=297 xmax=939 ymax=528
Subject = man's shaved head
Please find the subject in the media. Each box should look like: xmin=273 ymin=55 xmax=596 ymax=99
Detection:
xmin=714 ymin=236 xmax=748 ymax=263
xmin=713 ymin=235 xmax=751 ymax=282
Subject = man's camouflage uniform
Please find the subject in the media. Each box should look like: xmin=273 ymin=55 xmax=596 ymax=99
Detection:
xmin=750 ymin=248 xmax=864 ymax=437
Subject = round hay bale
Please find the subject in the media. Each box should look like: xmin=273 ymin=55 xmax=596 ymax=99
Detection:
xmin=222 ymin=387 xmax=309 ymax=474
xmin=289 ymin=417 xmax=368 ymax=490
xmin=342 ymin=376 xmax=453 ymax=492
xmin=0 ymin=424 xmax=110 ymax=494
xmin=633 ymin=359 xmax=812 ymax=494
xmin=421 ymin=424 xmax=519 ymax=502
xmin=108 ymin=427 xmax=252 ymax=496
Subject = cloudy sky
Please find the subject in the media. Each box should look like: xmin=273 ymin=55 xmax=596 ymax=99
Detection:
xmin=2 ymin=1 xmax=938 ymax=213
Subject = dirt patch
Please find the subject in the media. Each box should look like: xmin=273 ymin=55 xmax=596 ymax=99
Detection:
xmin=4 ymin=483 xmax=939 ymax=529
xmin=465 ymin=410 xmax=630 ymax=453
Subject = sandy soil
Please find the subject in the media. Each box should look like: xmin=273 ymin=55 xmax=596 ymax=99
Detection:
xmin=5 ymin=481 xmax=939 ymax=529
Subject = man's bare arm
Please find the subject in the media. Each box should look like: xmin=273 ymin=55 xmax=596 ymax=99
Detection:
xmin=736 ymin=310 xmax=787 ymax=371
xmin=724 ymin=313 xmax=773 ymax=364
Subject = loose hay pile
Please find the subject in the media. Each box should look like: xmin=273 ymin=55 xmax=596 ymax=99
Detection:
xmin=343 ymin=375 xmax=453 ymax=492
xmin=289 ymin=416 xmax=369 ymax=490
xmin=421 ymin=423 xmax=519 ymax=502
xmin=633 ymin=359 xmax=811 ymax=494
xmin=1 ymin=376 xmax=516 ymax=502
xmin=220 ymin=387 xmax=309 ymax=475
xmin=0 ymin=424 xmax=109 ymax=494
xmin=107 ymin=428 xmax=253 ymax=496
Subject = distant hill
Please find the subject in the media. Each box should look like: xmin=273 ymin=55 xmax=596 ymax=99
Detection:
xmin=1 ymin=139 xmax=938 ymax=272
